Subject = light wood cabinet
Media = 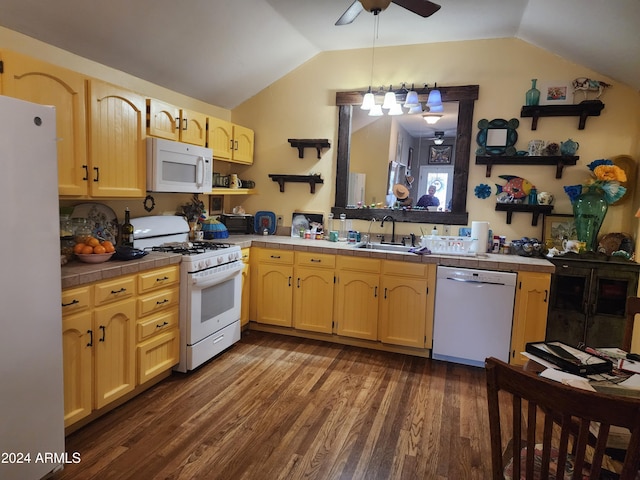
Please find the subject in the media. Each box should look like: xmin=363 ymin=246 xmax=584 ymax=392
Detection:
xmin=334 ymin=257 xmax=381 ymax=341
xmin=208 ymin=117 xmax=254 ymax=164
xmin=0 ymin=50 xmax=89 ymax=196
xmin=378 ymin=261 xmax=431 ymax=349
xmin=87 ymin=79 xmax=146 ymax=197
xmin=255 ymin=248 xmax=294 ymax=327
xmin=293 ymin=252 xmax=335 ymax=334
xmin=240 ymin=248 xmax=251 ymax=327
xmin=510 ymin=271 xmax=551 ymax=366
xmin=136 ymin=265 xmax=180 ymax=384
xmin=146 ymin=98 xmax=207 ymax=146
xmin=62 ymin=309 xmax=92 ymax=427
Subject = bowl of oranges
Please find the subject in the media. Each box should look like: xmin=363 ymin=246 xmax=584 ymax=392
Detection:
xmin=73 ymin=237 xmax=116 ymax=263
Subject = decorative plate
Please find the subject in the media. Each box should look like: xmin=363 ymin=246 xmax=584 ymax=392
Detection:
xmin=255 ymin=211 xmax=276 ymax=235
xmin=71 ymin=203 xmax=118 ymax=243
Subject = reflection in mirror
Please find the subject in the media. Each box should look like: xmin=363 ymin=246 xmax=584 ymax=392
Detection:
xmin=333 ymin=86 xmax=479 ymax=225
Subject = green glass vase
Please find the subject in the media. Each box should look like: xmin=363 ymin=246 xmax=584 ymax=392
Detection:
xmin=525 ymin=79 xmax=540 ymax=106
xmin=572 ymin=186 xmax=608 ymax=251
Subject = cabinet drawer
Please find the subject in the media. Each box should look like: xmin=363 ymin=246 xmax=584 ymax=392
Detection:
xmin=256 ymin=248 xmax=294 ymax=264
xmin=383 ymin=260 xmax=428 ymax=278
xmin=137 ymin=329 xmax=179 ymax=384
xmin=94 ymin=276 xmax=136 ymax=306
xmin=137 ymin=308 xmax=179 ymax=342
xmin=61 ymin=286 xmax=92 ymax=316
xmin=138 ymin=266 xmax=180 ymax=294
xmin=296 ymin=252 xmax=336 ymax=268
xmin=138 ymin=287 xmax=179 ymax=317
xmin=337 ymin=256 xmax=381 ymax=273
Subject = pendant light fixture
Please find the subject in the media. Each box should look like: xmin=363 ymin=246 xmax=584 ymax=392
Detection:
xmin=403 ymin=83 xmax=419 ymax=108
xmin=426 ymin=84 xmax=443 ymax=110
xmin=382 ymin=85 xmax=397 ymax=109
xmin=362 ymin=13 xmax=380 ymax=112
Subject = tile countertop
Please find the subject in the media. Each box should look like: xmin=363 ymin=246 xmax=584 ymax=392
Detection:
xmin=61 ymin=252 xmax=182 ymax=290
xmin=228 ymin=234 xmax=556 ymax=274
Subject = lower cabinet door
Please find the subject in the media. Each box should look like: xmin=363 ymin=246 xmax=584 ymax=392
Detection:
xmin=137 ymin=329 xmax=179 ymax=384
xmin=379 ymin=276 xmax=427 ymax=348
xmin=62 ymin=312 xmax=93 ymax=427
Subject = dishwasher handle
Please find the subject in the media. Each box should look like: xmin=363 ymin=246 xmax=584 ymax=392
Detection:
xmin=445 ymin=276 xmax=506 ymax=286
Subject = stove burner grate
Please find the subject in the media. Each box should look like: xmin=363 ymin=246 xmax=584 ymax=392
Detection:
xmin=146 ymin=241 xmax=235 ymax=256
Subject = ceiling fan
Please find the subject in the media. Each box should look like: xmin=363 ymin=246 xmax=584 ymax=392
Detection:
xmin=335 ymin=0 xmax=441 ymax=26
xmin=429 ymin=131 xmax=446 ymax=144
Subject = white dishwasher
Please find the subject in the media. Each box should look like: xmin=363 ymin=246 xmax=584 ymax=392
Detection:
xmin=432 ymin=266 xmax=517 ymax=367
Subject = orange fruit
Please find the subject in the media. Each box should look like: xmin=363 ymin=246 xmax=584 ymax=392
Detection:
xmin=101 ymin=240 xmax=115 ymax=253
xmin=81 ymin=245 xmax=94 ymax=255
xmin=73 ymin=243 xmax=86 ymax=254
xmin=93 ymin=245 xmax=107 ymax=254
xmin=87 ymin=237 xmax=100 ymax=247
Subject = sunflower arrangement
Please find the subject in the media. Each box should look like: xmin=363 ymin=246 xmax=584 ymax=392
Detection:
xmin=564 ymin=159 xmax=627 ymax=204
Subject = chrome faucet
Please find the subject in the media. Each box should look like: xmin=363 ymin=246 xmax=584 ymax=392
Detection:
xmin=380 ymin=215 xmax=397 ymax=244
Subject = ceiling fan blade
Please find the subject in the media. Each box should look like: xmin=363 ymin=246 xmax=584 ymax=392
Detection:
xmin=335 ymin=0 xmax=365 ymax=25
xmin=392 ymin=0 xmax=441 ymax=17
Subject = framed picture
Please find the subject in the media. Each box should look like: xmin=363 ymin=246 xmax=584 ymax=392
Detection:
xmin=209 ymin=195 xmax=224 ymax=215
xmin=428 ymin=145 xmax=452 ymax=165
xmin=539 ymin=81 xmax=573 ymax=105
xmin=543 ymin=214 xmax=576 ymax=249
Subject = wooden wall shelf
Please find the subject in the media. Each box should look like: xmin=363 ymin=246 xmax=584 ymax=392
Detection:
xmin=268 ymin=174 xmax=324 ymax=193
xmin=520 ymin=100 xmax=604 ymax=130
xmin=495 ymin=203 xmax=553 ymax=226
xmin=210 ymin=188 xmax=258 ymax=195
xmin=476 ymin=155 xmax=578 ymax=178
xmin=288 ymin=139 xmax=331 ymax=159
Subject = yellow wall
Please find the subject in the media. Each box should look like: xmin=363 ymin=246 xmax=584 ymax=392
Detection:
xmin=232 ymin=38 xmax=640 ymax=242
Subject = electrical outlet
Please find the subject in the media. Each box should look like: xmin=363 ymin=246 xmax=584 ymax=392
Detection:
xmin=276 ymin=215 xmax=284 ymax=226
xmin=443 ymin=225 xmax=451 ymax=235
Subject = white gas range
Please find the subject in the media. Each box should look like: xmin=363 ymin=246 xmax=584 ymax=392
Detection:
xmin=131 ymin=216 xmax=243 ymax=372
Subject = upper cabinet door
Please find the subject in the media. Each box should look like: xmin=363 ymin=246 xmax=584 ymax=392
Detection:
xmin=232 ymin=124 xmax=255 ymax=165
xmin=208 ymin=117 xmax=233 ymax=161
xmin=180 ymin=108 xmax=207 ymax=146
xmin=0 ymin=50 xmax=89 ymax=196
xmin=147 ymin=99 xmax=179 ymax=141
xmin=88 ymin=79 xmax=146 ymax=198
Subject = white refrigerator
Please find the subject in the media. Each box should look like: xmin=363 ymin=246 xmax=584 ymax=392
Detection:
xmin=0 ymin=96 xmax=65 ymax=479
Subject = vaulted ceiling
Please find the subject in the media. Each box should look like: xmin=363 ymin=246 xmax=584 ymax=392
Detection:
xmin=0 ymin=0 xmax=637 ymax=109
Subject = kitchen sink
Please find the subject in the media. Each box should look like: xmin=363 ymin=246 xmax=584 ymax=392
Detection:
xmin=356 ymin=242 xmax=414 ymax=253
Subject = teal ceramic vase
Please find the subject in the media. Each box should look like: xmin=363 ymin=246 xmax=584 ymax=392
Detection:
xmin=572 ymin=186 xmax=608 ymax=251
xmin=525 ymin=79 xmax=540 ymax=106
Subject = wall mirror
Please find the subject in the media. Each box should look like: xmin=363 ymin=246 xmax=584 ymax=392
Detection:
xmin=333 ymin=85 xmax=479 ymax=225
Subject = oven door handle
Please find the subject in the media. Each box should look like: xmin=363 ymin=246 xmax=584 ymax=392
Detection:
xmin=190 ymin=263 xmax=242 ymax=288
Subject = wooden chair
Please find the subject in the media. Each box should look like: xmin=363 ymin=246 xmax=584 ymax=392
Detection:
xmin=623 ymin=296 xmax=640 ymax=352
xmin=485 ymin=357 xmax=640 ymax=480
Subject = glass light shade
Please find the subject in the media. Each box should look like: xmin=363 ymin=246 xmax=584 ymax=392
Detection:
xmin=388 ymin=103 xmax=404 ymax=116
xmin=382 ymin=91 xmax=397 ymax=109
xmin=368 ymin=104 xmax=383 ymax=116
xmin=361 ymin=92 xmax=375 ymax=110
xmin=423 ymin=114 xmax=442 ymax=124
xmin=403 ymin=90 xmax=419 ymax=107
xmin=433 ymin=138 xmax=445 ymax=145
xmin=428 ymin=104 xmax=444 ymax=113
xmin=426 ymin=89 xmax=442 ymax=108
xmin=407 ymin=104 xmax=423 ymax=114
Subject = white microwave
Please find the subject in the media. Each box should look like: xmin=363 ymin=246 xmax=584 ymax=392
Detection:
xmin=146 ymin=137 xmax=213 ymax=193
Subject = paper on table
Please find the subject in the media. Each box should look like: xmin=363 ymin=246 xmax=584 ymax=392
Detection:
xmin=539 ymin=368 xmax=596 ymax=391
xmin=619 ymin=374 xmax=640 ymax=389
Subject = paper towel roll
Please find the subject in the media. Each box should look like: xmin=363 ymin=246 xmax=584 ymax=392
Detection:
xmin=470 ymin=221 xmax=490 ymax=253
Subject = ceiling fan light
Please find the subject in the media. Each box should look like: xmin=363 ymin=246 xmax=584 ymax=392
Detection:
xmin=361 ymin=92 xmax=375 ymax=110
xmin=426 ymin=89 xmax=442 ymax=108
xmin=369 ymin=104 xmax=383 ymax=117
xmin=407 ymin=104 xmax=423 ymax=114
xmin=423 ymin=114 xmax=442 ymax=124
xmin=388 ymin=103 xmax=404 ymax=116
xmin=382 ymin=91 xmax=397 ymax=109
xmin=360 ymin=0 xmax=392 ymax=13
xmin=434 ymin=138 xmax=445 ymax=145
xmin=403 ymin=90 xmax=419 ymax=107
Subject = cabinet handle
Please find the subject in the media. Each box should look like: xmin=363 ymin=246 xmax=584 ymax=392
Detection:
xmin=288 ymin=276 xmax=292 ymax=287
xmin=544 ymin=289 xmax=548 ymax=302
xmin=87 ymin=329 xmax=93 ymax=347
xmin=111 ymin=287 xmax=127 ymax=294
xmin=175 ymin=117 xmax=180 ymax=130
xmin=93 ymin=166 xmax=99 ymax=182
xmin=99 ymin=325 xmax=106 ymax=342
xmin=156 ymin=299 xmax=169 ymax=305
xmin=310 ymin=258 xmax=321 ymax=263
xmin=156 ymin=276 xmax=169 ymax=282
xmin=183 ymin=118 xmax=188 ymax=131
xmin=82 ymin=165 xmax=88 ymax=181
xmin=374 ymin=286 xmax=378 ymax=298
xmin=229 ymin=139 xmax=234 ymax=150
xmin=234 ymin=140 xmax=239 ymax=151
xmin=297 ymin=278 xmax=301 ymax=288
xmin=156 ymin=321 xmax=169 ymax=329
xmin=384 ymin=288 xmax=388 ymax=299
xmin=61 ymin=299 xmax=80 ymax=307
xmin=270 ymin=255 xmax=281 ymax=259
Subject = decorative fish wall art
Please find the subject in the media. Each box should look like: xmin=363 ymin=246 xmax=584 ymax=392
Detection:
xmin=495 ymin=175 xmax=534 ymax=202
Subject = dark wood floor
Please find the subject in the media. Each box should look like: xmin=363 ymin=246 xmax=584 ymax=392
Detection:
xmin=52 ymin=331 xmax=493 ymax=480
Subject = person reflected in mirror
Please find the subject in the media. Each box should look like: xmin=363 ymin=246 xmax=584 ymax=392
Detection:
xmin=416 ymin=184 xmax=440 ymax=208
